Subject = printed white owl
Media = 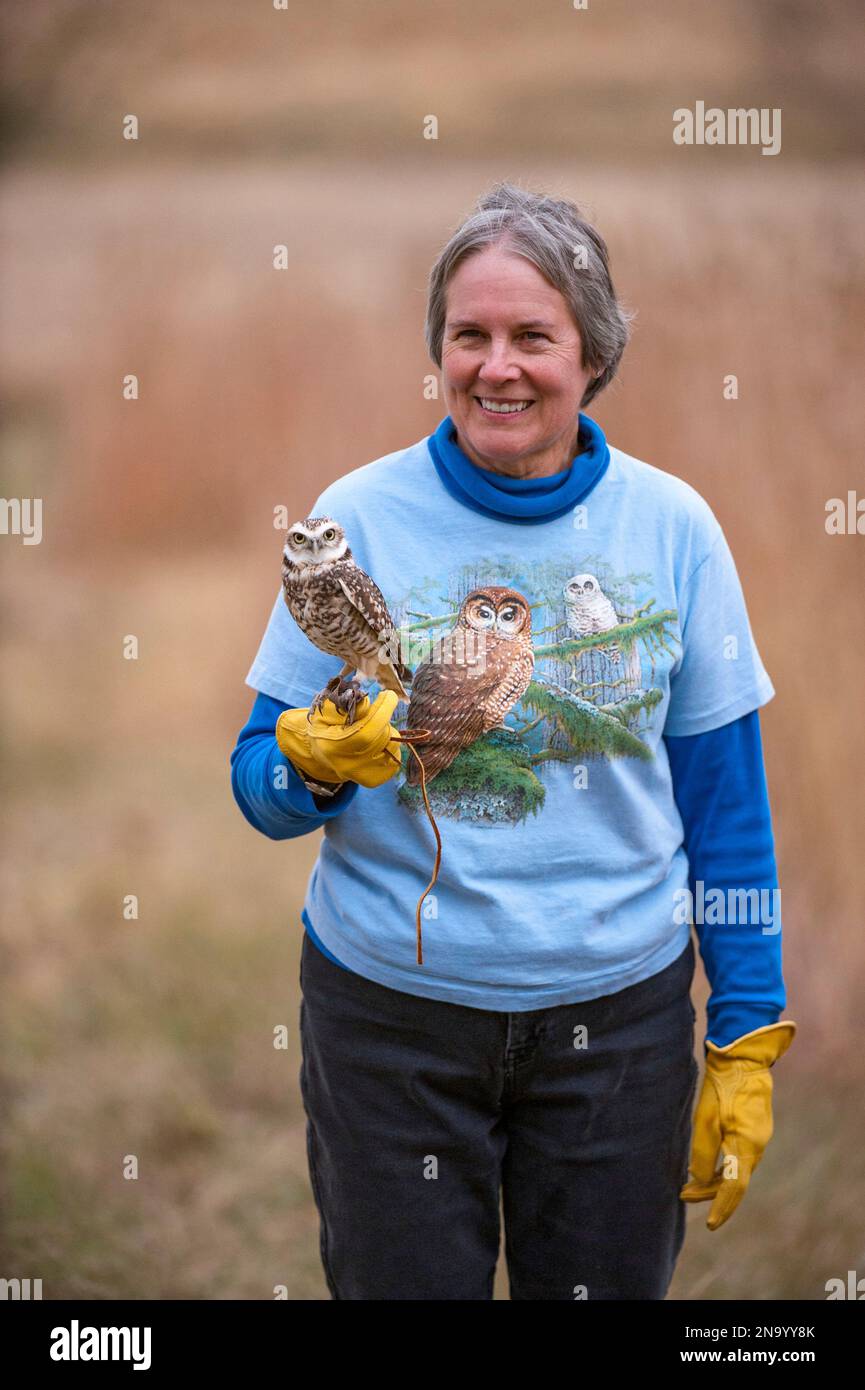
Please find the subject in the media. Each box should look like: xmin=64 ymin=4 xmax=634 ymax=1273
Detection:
xmin=564 ymin=572 xmax=622 ymax=663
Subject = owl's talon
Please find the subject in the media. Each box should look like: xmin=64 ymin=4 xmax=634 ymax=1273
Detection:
xmin=327 ymin=676 xmax=365 ymax=725
xmin=308 ymin=675 xmax=341 ymax=722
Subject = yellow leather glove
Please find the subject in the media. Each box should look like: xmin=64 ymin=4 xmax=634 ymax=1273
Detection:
xmin=275 ymin=690 xmax=404 ymax=793
xmin=680 ymin=1020 xmax=797 ymax=1230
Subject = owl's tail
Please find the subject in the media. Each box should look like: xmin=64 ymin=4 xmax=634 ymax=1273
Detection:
xmin=375 ymin=660 xmax=412 ymax=702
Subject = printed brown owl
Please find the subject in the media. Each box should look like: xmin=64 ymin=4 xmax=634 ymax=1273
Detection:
xmin=282 ymin=516 xmax=412 ymax=721
xmin=404 ymin=586 xmax=534 ymax=785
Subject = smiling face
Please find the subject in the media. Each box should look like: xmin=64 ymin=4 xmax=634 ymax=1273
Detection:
xmin=440 ymin=243 xmax=598 ymax=479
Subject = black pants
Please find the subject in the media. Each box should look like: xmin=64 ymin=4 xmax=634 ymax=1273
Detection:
xmin=299 ymin=930 xmax=698 ymax=1300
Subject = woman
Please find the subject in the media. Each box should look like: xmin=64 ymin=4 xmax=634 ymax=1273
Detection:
xmin=230 ymin=183 xmax=796 ymax=1301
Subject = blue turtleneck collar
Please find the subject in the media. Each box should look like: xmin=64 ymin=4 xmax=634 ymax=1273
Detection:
xmin=426 ymin=412 xmax=611 ymax=524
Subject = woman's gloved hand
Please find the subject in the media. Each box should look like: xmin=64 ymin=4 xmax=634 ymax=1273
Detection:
xmin=275 ymin=690 xmax=404 ymax=793
xmin=680 ymin=1020 xmax=797 ymax=1230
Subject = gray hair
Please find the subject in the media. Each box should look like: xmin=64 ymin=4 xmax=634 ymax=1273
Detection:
xmin=425 ymin=181 xmax=635 ymax=409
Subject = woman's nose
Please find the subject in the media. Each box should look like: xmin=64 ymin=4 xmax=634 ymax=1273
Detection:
xmin=477 ymin=342 xmax=520 ymax=381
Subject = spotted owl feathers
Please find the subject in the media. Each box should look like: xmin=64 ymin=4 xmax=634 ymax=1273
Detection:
xmin=405 ymin=586 xmax=534 ymax=785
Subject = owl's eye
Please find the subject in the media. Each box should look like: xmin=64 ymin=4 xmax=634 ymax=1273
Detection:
xmin=475 ymin=604 xmax=495 ymax=625
xmin=499 ymin=606 xmax=518 ymax=623
xmin=322 ymin=528 xmax=336 ymax=542
xmin=291 ymin=532 xmax=306 ymax=545
xmin=584 ymin=581 xmax=594 ymax=590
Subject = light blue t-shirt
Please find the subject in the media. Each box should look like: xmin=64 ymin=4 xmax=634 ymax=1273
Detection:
xmin=245 ymin=425 xmax=775 ymax=1010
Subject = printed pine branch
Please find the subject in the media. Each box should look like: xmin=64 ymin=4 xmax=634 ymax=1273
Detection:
xmin=532 ymin=609 xmax=678 ymax=661
xmin=402 ymin=611 xmax=458 ymax=633
xmin=521 ymin=679 xmax=652 ymax=761
xmin=598 ymin=688 xmax=664 ymax=724
xmin=529 ymin=748 xmax=580 ymax=767
xmin=399 ymin=605 xmax=677 ymax=670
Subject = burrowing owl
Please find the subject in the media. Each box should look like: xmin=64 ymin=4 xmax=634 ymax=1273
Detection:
xmin=281 ymin=516 xmax=412 ymax=720
xmin=404 ymin=586 xmax=534 ymax=786
xmin=564 ymin=573 xmax=621 ymax=663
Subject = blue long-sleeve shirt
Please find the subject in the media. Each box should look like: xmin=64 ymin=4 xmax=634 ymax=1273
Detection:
xmin=665 ymin=711 xmax=786 ymax=1045
xmin=231 ymin=691 xmax=786 ymax=1047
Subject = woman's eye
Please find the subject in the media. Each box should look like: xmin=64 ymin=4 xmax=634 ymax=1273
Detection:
xmin=453 ymin=329 xmax=546 ymax=342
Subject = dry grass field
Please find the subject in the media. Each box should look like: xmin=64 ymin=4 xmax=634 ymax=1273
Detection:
xmin=1 ymin=0 xmax=863 ymax=1300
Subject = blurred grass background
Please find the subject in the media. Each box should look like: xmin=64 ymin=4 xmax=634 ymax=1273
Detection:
xmin=1 ymin=0 xmax=864 ymax=1299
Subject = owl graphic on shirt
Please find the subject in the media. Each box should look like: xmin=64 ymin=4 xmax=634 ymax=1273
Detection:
xmin=564 ymin=572 xmax=622 ymax=663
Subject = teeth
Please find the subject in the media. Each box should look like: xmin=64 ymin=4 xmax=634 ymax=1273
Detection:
xmin=479 ymin=398 xmax=532 ymax=413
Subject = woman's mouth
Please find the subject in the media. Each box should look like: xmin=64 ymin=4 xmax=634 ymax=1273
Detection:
xmin=474 ymin=396 xmax=535 ymax=419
